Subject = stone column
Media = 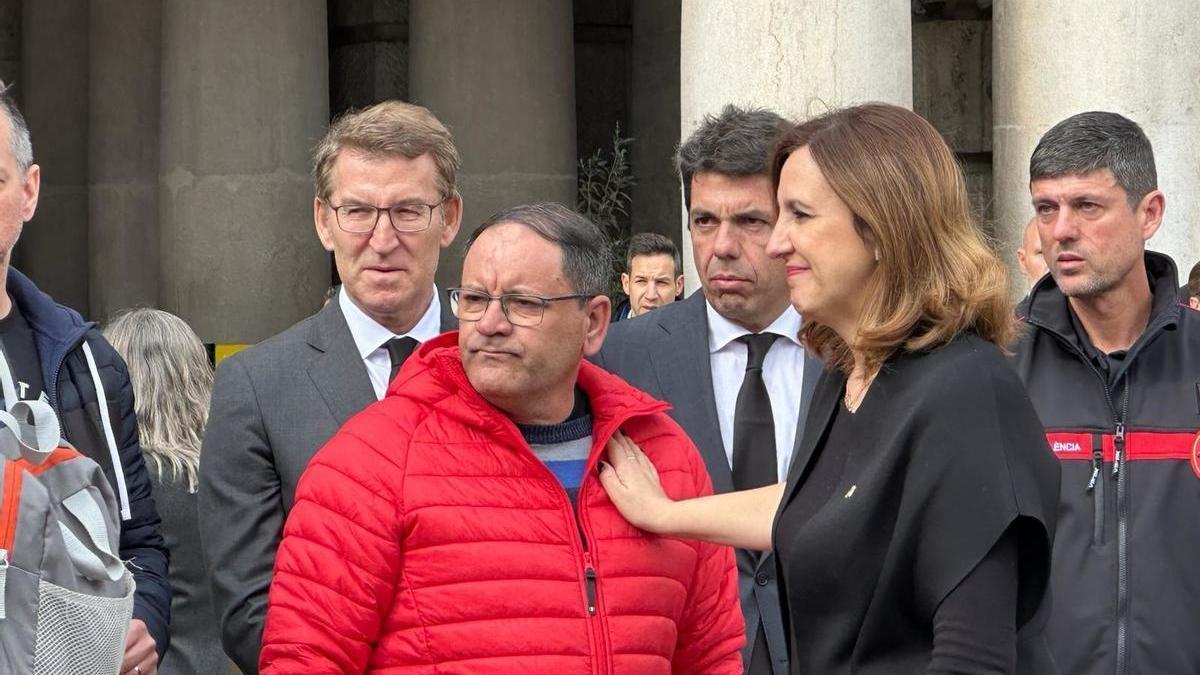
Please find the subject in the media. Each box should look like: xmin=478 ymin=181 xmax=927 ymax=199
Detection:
xmin=18 ymin=1 xmax=90 ymax=314
xmin=88 ymin=0 xmax=161 ymax=321
xmin=159 ymin=0 xmax=330 ymax=344
xmin=994 ymin=1 xmax=1200 ymax=290
xmin=630 ymin=0 xmax=681 ymax=242
xmin=409 ymin=0 xmax=577 ymax=290
xmin=679 ymin=0 xmax=913 ymax=290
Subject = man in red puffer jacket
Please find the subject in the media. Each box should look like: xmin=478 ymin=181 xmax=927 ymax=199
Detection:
xmin=260 ymin=203 xmax=745 ymax=675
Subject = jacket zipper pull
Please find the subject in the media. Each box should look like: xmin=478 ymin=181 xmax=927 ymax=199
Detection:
xmin=1087 ymin=434 xmax=1103 ymax=492
xmin=584 ymin=565 xmax=597 ymax=616
xmin=1112 ymin=423 xmax=1125 ymax=478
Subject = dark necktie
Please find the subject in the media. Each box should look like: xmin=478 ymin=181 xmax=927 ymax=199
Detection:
xmin=385 ymin=336 xmax=419 ymax=383
xmin=733 ymin=332 xmax=780 ymax=675
xmin=732 ymin=333 xmax=779 ymax=491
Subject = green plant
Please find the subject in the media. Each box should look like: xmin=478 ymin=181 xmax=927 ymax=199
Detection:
xmin=577 ymin=123 xmax=636 ymax=245
xmin=577 ymin=123 xmax=636 ymax=297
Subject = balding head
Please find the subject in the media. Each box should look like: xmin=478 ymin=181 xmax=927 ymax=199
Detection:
xmin=1016 ymin=216 xmax=1047 ymax=288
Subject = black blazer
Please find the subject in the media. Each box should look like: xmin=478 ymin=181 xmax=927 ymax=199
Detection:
xmin=774 ymin=333 xmax=1060 ymax=674
xmin=595 ymin=291 xmax=824 ymax=675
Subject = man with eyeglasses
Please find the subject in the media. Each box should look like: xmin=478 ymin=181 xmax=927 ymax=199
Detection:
xmin=260 ymin=202 xmax=745 ymax=674
xmin=198 ymin=100 xmax=461 ymax=674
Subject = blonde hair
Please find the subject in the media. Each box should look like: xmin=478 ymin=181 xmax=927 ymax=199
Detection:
xmin=771 ymin=103 xmax=1017 ymax=375
xmin=103 ymin=309 xmax=212 ymax=493
xmin=312 ymin=100 xmax=460 ymax=201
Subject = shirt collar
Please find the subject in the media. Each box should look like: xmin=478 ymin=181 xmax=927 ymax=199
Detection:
xmin=705 ymin=300 xmax=803 ymax=353
xmin=339 ymin=285 xmax=443 ymax=360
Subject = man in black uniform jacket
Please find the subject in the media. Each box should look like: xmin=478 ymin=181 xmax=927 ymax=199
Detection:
xmin=1013 ymin=111 xmax=1200 ymax=674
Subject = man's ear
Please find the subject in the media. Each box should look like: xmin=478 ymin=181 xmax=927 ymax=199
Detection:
xmin=673 ymin=274 xmax=684 ymax=298
xmin=1016 ymin=248 xmax=1028 ymax=276
xmin=440 ymin=193 xmax=463 ymax=248
xmin=582 ymin=294 xmax=612 ymax=357
xmin=620 ymin=272 xmax=631 ymax=296
xmin=314 ymin=197 xmax=335 ymax=252
xmin=20 ymin=164 xmax=40 ymax=222
xmin=1138 ymin=189 xmax=1165 ymax=242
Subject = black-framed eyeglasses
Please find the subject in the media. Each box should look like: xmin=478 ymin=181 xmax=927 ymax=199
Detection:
xmin=325 ymin=196 xmax=449 ymax=234
xmin=448 ymin=288 xmax=595 ymax=327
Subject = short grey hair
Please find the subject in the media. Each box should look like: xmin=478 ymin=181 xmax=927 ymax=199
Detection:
xmin=103 ymin=308 xmax=213 ymax=494
xmin=0 ymin=80 xmax=33 ymax=175
xmin=676 ymin=104 xmax=790 ymax=208
xmin=1030 ymin=111 xmax=1157 ymax=209
xmin=467 ymin=202 xmax=612 ymax=296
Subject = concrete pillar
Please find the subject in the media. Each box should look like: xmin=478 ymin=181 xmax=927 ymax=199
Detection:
xmin=679 ymin=0 xmax=913 ymax=291
xmin=409 ymin=0 xmax=577 ymax=290
xmin=18 ymin=1 xmax=90 ymax=314
xmin=159 ymin=0 xmax=330 ymax=344
xmin=630 ymin=0 xmax=681 ymax=242
xmin=994 ymin=0 xmax=1200 ymax=290
xmin=88 ymin=0 xmax=161 ymax=322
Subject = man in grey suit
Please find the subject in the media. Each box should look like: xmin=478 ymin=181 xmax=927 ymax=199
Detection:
xmin=198 ymin=101 xmax=462 ymax=675
xmin=595 ymin=105 xmax=821 ymax=675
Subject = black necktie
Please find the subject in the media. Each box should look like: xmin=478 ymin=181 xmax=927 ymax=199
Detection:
xmin=732 ymin=333 xmax=778 ymax=491
xmin=385 ymin=336 xmax=419 ymax=383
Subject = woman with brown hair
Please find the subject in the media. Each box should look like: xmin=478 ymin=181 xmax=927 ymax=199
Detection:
xmin=599 ymin=103 xmax=1060 ymax=674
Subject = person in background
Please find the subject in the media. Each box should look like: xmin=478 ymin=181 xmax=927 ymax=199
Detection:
xmin=105 ymin=308 xmax=227 ymax=675
xmin=1016 ymin=216 xmax=1049 ymax=288
xmin=1184 ymin=261 xmax=1200 ymax=309
xmin=613 ymin=232 xmax=684 ymax=321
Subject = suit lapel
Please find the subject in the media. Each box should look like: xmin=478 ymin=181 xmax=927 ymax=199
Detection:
xmin=652 ymin=294 xmax=733 ymax=493
xmin=306 ymin=301 xmax=376 ymax=426
xmin=781 ymin=367 xmax=843 ymax=509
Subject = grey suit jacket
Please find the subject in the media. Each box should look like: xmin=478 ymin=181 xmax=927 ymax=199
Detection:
xmin=594 ymin=291 xmax=823 ymax=675
xmin=197 ymin=297 xmax=455 ymax=675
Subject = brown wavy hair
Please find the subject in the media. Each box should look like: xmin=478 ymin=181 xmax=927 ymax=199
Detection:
xmin=771 ymin=103 xmax=1016 ymax=375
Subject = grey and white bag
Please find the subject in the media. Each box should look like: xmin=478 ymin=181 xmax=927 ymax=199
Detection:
xmin=0 ymin=359 xmax=135 ymax=674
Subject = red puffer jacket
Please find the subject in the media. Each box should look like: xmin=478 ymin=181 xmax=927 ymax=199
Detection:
xmin=260 ymin=333 xmax=745 ymax=674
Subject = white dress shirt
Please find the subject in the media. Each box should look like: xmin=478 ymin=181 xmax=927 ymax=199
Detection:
xmin=707 ymin=301 xmax=806 ymax=483
xmin=340 ymin=286 xmax=443 ymax=400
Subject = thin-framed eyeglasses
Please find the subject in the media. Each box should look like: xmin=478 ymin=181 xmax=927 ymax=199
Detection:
xmin=325 ymin=195 xmax=449 ymax=234
xmin=448 ymin=288 xmax=595 ymax=327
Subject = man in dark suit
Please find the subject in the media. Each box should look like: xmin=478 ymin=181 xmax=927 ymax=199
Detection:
xmin=198 ymin=101 xmax=462 ymax=674
xmin=596 ymin=105 xmax=821 ymax=675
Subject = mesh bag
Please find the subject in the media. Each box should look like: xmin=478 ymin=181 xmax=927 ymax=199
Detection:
xmin=0 ymin=396 xmax=135 ymax=674
xmin=33 ymin=576 xmax=134 ymax=675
